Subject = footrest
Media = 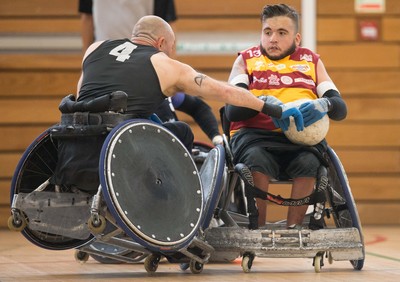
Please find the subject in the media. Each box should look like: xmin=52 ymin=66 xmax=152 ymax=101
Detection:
xmin=180 ymin=237 xmax=215 ymax=264
xmin=15 ymin=191 xmax=92 ymax=240
xmin=205 ymin=226 xmax=364 ymax=261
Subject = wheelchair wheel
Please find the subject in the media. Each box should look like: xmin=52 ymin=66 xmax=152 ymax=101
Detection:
xmin=192 ymin=141 xmax=213 ymax=171
xmin=75 ymin=250 xmax=90 ymax=263
xmin=100 ymin=120 xmax=203 ymax=253
xmin=10 ymin=130 xmax=94 ymax=250
xmin=241 ymin=252 xmax=255 ymax=273
xmin=199 ymin=144 xmax=226 ymax=229
xmin=189 ymin=259 xmax=204 ymax=274
xmin=326 ymin=147 xmax=365 ymax=270
xmin=313 ymin=253 xmax=324 ymax=273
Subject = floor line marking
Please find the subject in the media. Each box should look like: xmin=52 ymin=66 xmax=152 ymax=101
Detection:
xmin=365 ymin=235 xmax=387 ymax=245
xmin=366 ymin=251 xmax=400 ymax=263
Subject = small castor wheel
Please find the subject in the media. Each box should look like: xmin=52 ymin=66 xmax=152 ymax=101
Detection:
xmin=241 ymin=252 xmax=255 ymax=273
xmin=87 ymin=214 xmax=106 ymax=234
xmin=7 ymin=214 xmax=27 ymax=232
xmin=351 ymin=259 xmax=364 ymax=270
xmin=144 ymin=254 xmax=161 ymax=274
xmin=180 ymin=262 xmax=189 ymax=271
xmin=327 ymin=251 xmax=333 ymax=264
xmin=75 ymin=250 xmax=89 ymax=263
xmin=313 ymin=252 xmax=324 ymax=273
xmin=189 ymin=259 xmax=203 ymax=274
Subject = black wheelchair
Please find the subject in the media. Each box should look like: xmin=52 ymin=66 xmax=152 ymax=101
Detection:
xmin=8 ymin=92 xmax=365 ymax=274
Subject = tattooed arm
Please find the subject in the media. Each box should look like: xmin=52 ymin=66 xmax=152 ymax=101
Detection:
xmin=151 ymin=52 xmax=264 ymax=112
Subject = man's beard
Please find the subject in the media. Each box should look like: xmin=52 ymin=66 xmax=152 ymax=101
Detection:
xmin=260 ymin=42 xmax=297 ymax=60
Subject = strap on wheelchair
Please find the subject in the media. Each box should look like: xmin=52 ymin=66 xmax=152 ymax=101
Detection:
xmin=309 ymin=166 xmax=329 ymax=229
xmin=50 ymin=112 xmax=135 ymax=137
xmin=236 ymin=163 xmax=328 ymax=230
xmin=235 ymin=163 xmax=326 ymax=206
xmin=60 ymin=112 xmax=135 ymax=126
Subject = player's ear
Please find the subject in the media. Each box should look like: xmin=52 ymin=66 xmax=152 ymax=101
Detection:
xmin=157 ymin=37 xmax=165 ymax=50
xmin=295 ymin=33 xmax=301 ymax=46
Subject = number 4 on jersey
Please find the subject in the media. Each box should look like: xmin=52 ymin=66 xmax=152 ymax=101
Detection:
xmin=109 ymin=42 xmax=137 ymax=62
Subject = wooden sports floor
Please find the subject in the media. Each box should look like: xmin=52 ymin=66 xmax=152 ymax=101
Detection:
xmin=0 ymin=226 xmax=399 ymax=282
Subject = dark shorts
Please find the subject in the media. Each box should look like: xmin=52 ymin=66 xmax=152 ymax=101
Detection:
xmin=231 ymin=128 xmax=325 ymax=180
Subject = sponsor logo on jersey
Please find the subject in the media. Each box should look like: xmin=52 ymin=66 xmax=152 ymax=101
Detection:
xmin=254 ymin=61 xmax=265 ymax=70
xmin=281 ymin=75 xmax=293 ymax=85
xmin=291 ymin=64 xmax=310 ymax=72
xmin=300 ymin=54 xmax=313 ymax=62
xmin=253 ymin=76 xmax=268 ymax=84
xmin=267 ymin=74 xmax=280 ymax=86
xmin=294 ymin=77 xmax=315 ymax=86
xmin=267 ymin=63 xmax=286 ymax=71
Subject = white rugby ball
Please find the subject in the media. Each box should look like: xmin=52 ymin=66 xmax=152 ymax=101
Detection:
xmin=284 ymin=99 xmax=329 ymax=146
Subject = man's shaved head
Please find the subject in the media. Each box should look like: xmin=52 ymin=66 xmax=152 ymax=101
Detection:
xmin=131 ymin=15 xmax=175 ymax=56
xmin=132 ymin=15 xmax=174 ymax=42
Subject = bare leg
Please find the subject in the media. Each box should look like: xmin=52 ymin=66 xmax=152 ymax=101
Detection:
xmin=286 ymin=177 xmax=315 ymax=227
xmin=252 ymin=171 xmax=270 ymax=227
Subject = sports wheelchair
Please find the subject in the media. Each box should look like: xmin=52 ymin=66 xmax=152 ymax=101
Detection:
xmin=201 ymin=108 xmax=365 ymax=273
xmin=8 ymin=92 xmax=364 ymax=274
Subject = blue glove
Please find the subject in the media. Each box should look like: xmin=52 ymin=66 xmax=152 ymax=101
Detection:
xmin=280 ymin=107 xmax=304 ymax=131
xmin=259 ymin=96 xmax=303 ymax=132
xmin=259 ymin=96 xmax=286 ymax=130
xmin=299 ymin=98 xmax=330 ymax=127
xmin=272 ymin=117 xmax=290 ymax=132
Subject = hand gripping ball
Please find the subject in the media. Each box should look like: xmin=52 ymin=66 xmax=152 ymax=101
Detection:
xmin=284 ymin=99 xmax=329 ymax=146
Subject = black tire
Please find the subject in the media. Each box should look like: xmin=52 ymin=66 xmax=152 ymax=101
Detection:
xmin=325 ymin=148 xmax=365 ymax=270
xmin=10 ymin=130 xmax=93 ymax=250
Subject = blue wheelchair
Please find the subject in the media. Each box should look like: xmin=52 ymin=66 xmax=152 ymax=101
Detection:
xmin=8 ymin=92 xmax=364 ymax=274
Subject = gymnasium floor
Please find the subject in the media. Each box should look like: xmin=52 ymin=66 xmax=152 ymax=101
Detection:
xmin=0 ymin=226 xmax=399 ymax=282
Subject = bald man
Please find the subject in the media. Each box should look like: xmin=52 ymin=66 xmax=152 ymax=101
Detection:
xmin=77 ymin=15 xmax=304 ymax=149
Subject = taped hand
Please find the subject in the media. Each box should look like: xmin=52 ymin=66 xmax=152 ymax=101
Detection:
xmin=259 ymin=96 xmax=303 ymax=132
xmin=299 ymin=98 xmax=330 ymax=127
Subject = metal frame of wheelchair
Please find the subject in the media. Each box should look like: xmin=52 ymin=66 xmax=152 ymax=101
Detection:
xmin=9 ymin=116 xmax=365 ymax=274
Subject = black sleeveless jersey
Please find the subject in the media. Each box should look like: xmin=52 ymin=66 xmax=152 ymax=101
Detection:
xmin=78 ymin=39 xmax=167 ymax=117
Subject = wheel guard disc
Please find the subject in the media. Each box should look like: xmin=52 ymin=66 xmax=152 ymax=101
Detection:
xmin=102 ymin=121 xmax=203 ymax=248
